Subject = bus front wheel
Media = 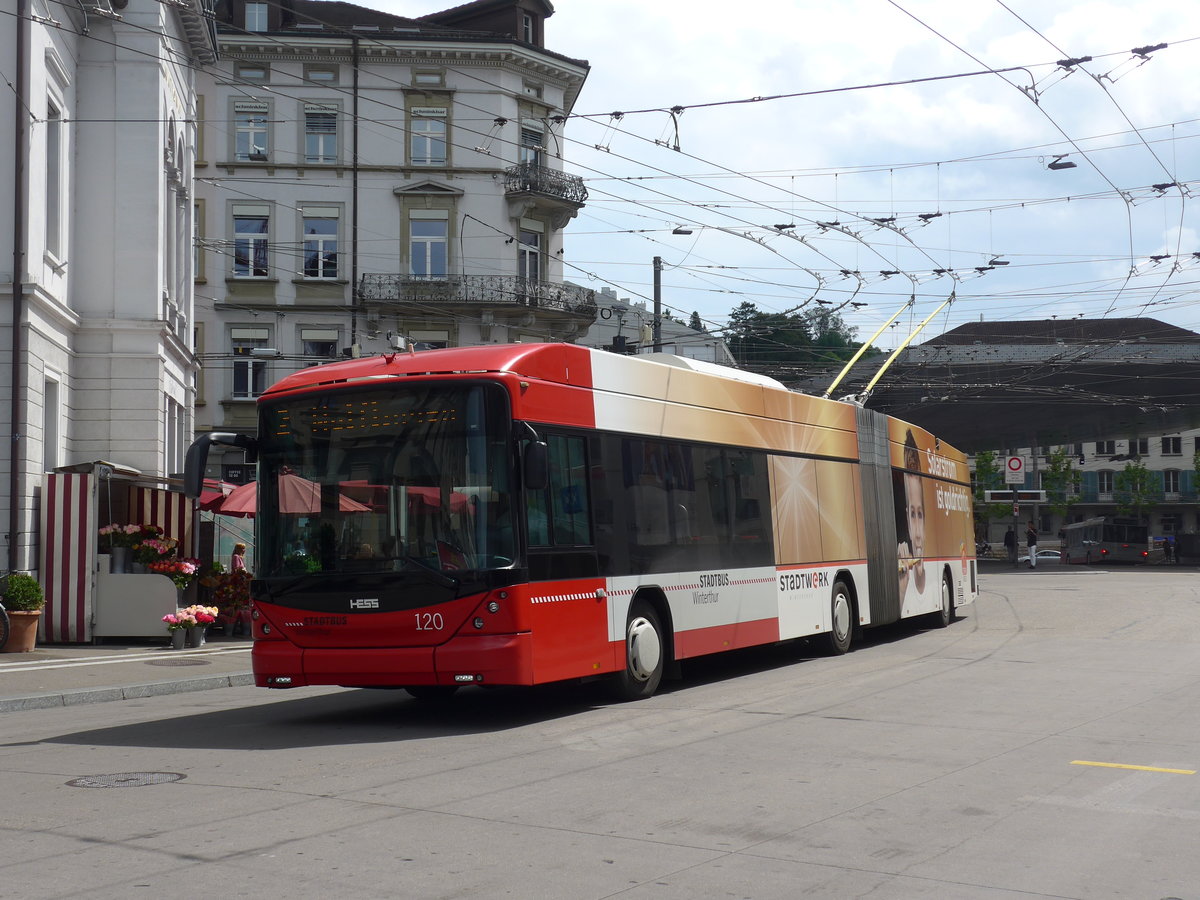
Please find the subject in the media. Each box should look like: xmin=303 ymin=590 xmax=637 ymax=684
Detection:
xmin=612 ymin=602 xmax=664 ymax=701
xmin=826 ymin=580 xmax=854 ymax=655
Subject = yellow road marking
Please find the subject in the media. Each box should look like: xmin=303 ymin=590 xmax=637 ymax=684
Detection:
xmin=1071 ymin=760 xmax=1195 ymax=775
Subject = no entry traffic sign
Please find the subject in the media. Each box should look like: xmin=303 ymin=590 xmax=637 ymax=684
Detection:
xmin=1005 ymin=455 xmax=1026 ymax=484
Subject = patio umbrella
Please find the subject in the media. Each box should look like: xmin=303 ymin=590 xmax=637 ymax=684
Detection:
xmin=211 ymin=474 xmax=372 ymax=518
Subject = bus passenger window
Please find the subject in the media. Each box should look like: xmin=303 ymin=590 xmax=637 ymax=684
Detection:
xmin=526 ymin=433 xmax=591 ymax=547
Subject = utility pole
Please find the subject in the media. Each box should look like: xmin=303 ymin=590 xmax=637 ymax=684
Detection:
xmin=652 ymin=256 xmax=662 ymax=351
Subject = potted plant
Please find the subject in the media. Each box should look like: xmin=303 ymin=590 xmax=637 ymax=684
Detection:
xmin=2 ymin=573 xmax=46 ymax=652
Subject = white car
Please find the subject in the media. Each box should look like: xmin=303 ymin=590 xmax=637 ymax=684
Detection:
xmin=1018 ymin=549 xmax=1062 ymax=563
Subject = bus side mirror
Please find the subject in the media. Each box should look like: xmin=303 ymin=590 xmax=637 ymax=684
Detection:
xmin=183 ymin=432 xmax=258 ymax=498
xmin=523 ymin=441 xmax=548 ymax=492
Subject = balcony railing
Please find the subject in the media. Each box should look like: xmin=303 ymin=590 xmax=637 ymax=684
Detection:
xmin=503 ymin=162 xmax=588 ymax=206
xmin=359 ymin=274 xmax=597 ymax=317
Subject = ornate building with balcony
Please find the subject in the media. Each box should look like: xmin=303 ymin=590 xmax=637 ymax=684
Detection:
xmin=193 ymin=0 xmax=591 ymax=481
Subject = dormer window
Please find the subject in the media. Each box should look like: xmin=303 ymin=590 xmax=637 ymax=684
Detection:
xmin=245 ymin=2 xmax=268 ymax=32
xmin=522 ymin=13 xmax=534 ymax=42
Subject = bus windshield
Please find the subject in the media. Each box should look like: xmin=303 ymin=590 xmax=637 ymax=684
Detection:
xmin=256 ymin=382 xmax=515 ymax=578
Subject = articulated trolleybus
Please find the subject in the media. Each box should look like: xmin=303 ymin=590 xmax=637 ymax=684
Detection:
xmin=185 ymin=344 xmax=977 ymax=700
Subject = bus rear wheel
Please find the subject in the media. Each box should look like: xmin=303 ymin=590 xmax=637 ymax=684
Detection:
xmin=826 ymin=580 xmax=853 ymax=655
xmin=927 ymin=572 xmax=954 ymax=628
xmin=612 ymin=602 xmax=664 ymax=701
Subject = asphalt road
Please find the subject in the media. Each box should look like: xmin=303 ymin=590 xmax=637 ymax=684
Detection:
xmin=3 ymin=567 xmax=1199 ymax=899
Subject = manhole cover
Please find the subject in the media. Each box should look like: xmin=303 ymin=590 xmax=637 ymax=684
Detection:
xmin=67 ymin=772 xmax=186 ymax=789
xmin=145 ymin=658 xmax=211 ymax=667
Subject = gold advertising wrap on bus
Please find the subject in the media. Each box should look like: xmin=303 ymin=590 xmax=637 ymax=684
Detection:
xmin=889 ymin=418 xmax=974 ymax=612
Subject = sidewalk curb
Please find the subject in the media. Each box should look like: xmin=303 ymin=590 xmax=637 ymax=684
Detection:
xmin=0 ymin=672 xmax=255 ymax=712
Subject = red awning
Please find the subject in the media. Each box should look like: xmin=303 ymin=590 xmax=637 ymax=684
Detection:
xmin=198 ymin=479 xmax=236 ymax=512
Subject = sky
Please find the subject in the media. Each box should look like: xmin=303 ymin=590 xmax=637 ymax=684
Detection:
xmin=378 ymin=1 xmax=1200 ymax=351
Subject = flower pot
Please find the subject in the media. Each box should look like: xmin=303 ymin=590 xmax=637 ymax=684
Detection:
xmin=3 ymin=610 xmax=42 ymax=653
xmin=170 ymin=628 xmax=186 ymax=650
xmin=110 ymin=546 xmax=131 ymax=573
xmin=187 ymin=625 xmax=206 ymax=648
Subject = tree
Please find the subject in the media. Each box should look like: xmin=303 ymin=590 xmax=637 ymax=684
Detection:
xmin=972 ymin=450 xmax=1011 ymax=529
xmin=1113 ymin=459 xmax=1159 ymax=522
xmin=802 ymin=307 xmax=857 ymax=348
xmin=1042 ymin=447 xmax=1082 ymax=518
xmin=688 ymin=311 xmax=706 ymax=332
xmin=726 ymin=302 xmax=812 ymax=368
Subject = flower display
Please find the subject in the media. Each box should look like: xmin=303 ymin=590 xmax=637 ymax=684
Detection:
xmin=133 ymin=531 xmax=177 ymax=565
xmin=210 ymin=569 xmax=252 ymax=616
xmin=182 ymin=605 xmax=218 ymax=625
xmin=148 ymin=557 xmax=200 ymax=590
xmin=163 ymin=605 xmax=218 ymax=633
xmin=99 ymin=523 xmax=145 ymax=550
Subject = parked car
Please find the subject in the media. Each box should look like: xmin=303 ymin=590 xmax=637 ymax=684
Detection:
xmin=1018 ymin=548 xmax=1062 ymax=563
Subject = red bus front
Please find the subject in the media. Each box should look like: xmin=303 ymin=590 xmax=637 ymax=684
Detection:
xmin=236 ymin=373 xmax=616 ymax=690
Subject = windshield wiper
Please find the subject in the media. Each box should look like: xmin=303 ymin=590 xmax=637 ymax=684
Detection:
xmin=401 ymin=555 xmax=460 ymax=590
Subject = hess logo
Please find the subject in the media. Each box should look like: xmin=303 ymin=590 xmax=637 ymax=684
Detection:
xmin=349 ymin=598 xmax=380 ymax=609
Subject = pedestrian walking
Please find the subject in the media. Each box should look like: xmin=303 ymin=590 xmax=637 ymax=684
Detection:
xmin=1026 ymin=521 xmax=1039 ymax=568
xmin=1004 ymin=526 xmax=1016 ymax=562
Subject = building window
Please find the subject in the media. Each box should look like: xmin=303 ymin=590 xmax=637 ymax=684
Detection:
xmin=518 ymin=228 xmax=541 ymax=282
xmin=235 ymin=63 xmax=269 ymax=82
xmin=43 ymin=376 xmax=61 ymax=472
xmin=301 ymin=328 xmax=338 ymax=359
xmin=409 ymin=213 xmax=448 ymax=278
xmin=1162 ymin=435 xmax=1182 ymax=456
xmin=1164 ymin=469 xmax=1181 ymax=495
xmin=245 ymin=2 xmax=268 ymax=31
xmin=304 ymin=104 xmax=337 ymax=163
xmin=301 ymin=208 xmax=339 ymax=279
xmin=195 ymin=94 xmax=206 ymax=164
xmin=232 ymin=206 xmax=270 ymax=277
xmin=520 ymin=126 xmax=543 ymax=166
xmin=1161 ymin=515 xmax=1180 ymax=534
xmin=194 ymin=322 xmax=206 ymax=404
xmin=232 ymin=328 xmax=270 ymax=399
xmin=194 ymin=200 xmax=205 ymax=281
xmin=1098 ymin=470 xmax=1114 ymax=495
xmin=1096 ymin=440 xmax=1116 ymax=456
xmin=1130 ymin=437 xmax=1149 ymax=456
xmin=409 ymin=329 xmax=450 ymax=350
xmin=46 ymin=100 xmax=63 ymax=258
xmin=408 ymin=107 xmax=447 ymax=166
xmin=234 ymin=101 xmax=270 ymax=161
xmin=521 ymin=13 xmax=534 ymax=42
xmin=413 ymin=70 xmax=444 ymax=86
xmin=304 ymin=65 xmax=338 ymax=84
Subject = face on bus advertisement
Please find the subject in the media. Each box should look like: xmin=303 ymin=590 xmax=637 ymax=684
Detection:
xmin=890 ymin=422 xmax=972 ymax=604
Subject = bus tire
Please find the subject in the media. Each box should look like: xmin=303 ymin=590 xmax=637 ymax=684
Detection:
xmin=405 ymin=685 xmax=459 ymax=702
xmin=927 ymin=571 xmax=954 ymax=628
xmin=612 ymin=602 xmax=664 ymax=701
xmin=826 ymin=579 xmax=854 ymax=655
